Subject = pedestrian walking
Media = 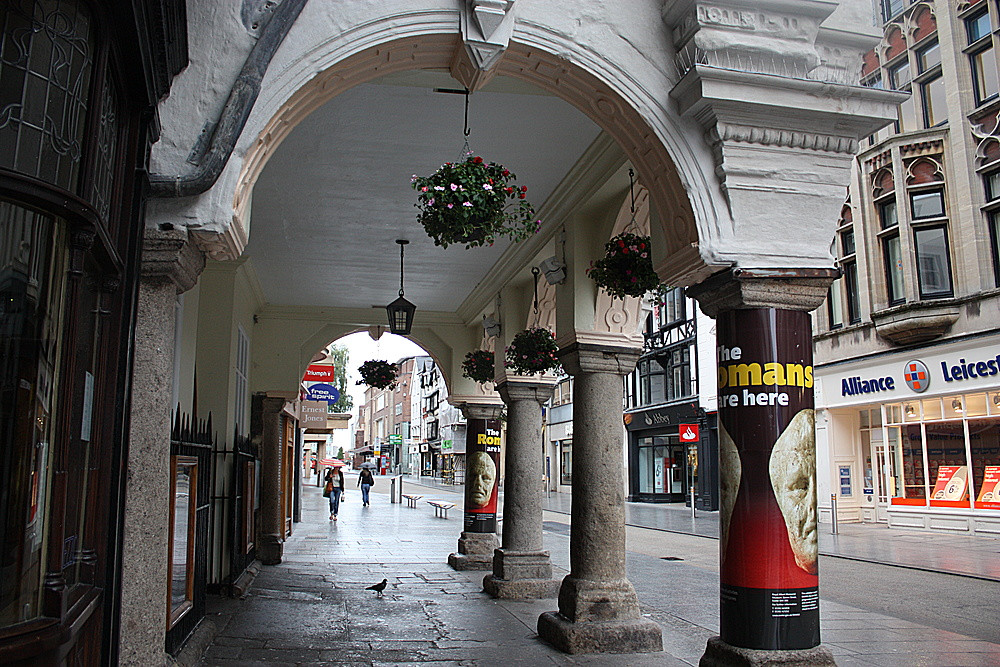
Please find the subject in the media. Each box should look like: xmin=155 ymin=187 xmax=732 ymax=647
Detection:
xmin=358 ymin=466 xmax=375 ymax=506
xmin=325 ymin=466 xmax=345 ymax=520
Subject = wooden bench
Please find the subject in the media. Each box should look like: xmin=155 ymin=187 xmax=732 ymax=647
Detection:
xmin=426 ymin=500 xmax=456 ymax=518
xmin=402 ymin=494 xmax=423 ymax=508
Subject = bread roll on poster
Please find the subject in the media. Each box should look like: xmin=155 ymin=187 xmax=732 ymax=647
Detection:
xmin=768 ymin=409 xmax=818 ymax=575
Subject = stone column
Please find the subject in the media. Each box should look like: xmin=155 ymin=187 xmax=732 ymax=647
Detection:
xmin=255 ymin=395 xmax=288 ymax=565
xmin=689 ymin=270 xmax=836 ymax=667
xmin=120 ymin=227 xmax=204 ymax=666
xmin=484 ymin=380 xmax=559 ymax=599
xmin=537 ymin=343 xmax=662 ymax=654
xmin=448 ymin=402 xmax=504 ymax=571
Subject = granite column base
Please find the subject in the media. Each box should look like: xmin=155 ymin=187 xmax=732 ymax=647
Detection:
xmin=483 ymin=549 xmax=559 ymax=599
xmin=699 ymin=637 xmax=836 ymax=666
xmin=537 ymin=576 xmax=662 ymax=654
xmin=448 ymin=531 xmax=497 ymax=571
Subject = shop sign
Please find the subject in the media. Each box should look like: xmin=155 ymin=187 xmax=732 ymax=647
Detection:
xmin=299 ymin=400 xmax=327 ymax=428
xmin=679 ymin=423 xmax=699 ymax=442
xmin=625 ymin=403 xmax=699 ymax=431
xmin=305 ymin=382 xmax=340 ymax=404
xmin=819 ymin=339 xmax=1000 ymax=407
xmin=303 ymin=364 xmax=335 ymax=382
xmin=441 ymin=439 xmax=453 ymax=451
xmin=387 ymin=434 xmax=402 ymax=445
xmin=420 ymin=443 xmax=429 ymax=452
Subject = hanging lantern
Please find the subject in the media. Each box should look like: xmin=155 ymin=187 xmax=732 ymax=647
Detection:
xmin=386 ymin=239 xmax=416 ymax=335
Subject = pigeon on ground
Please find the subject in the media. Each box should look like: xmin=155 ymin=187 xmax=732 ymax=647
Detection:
xmin=366 ymin=579 xmax=388 ymax=597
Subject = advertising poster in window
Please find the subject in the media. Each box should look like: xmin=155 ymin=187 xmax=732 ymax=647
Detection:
xmin=717 ymin=309 xmax=819 ymax=651
xmin=930 ymin=465 xmax=969 ymax=505
xmin=976 ymin=466 xmax=1000 ymax=509
xmin=463 ymin=419 xmax=501 ymax=533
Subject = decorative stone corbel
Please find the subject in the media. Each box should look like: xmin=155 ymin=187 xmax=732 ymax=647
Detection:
xmin=451 ymin=0 xmax=516 ymax=92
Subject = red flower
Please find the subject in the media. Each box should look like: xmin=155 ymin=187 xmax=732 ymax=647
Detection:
xmin=503 ymin=169 xmax=510 ymax=176
xmin=505 ymin=187 xmax=514 ymax=193
xmin=618 ymin=239 xmax=625 ymax=248
xmin=518 ymin=193 xmax=526 ymax=199
xmin=473 ymin=156 xmax=484 ymax=164
xmin=520 ymin=186 xmax=528 ymax=192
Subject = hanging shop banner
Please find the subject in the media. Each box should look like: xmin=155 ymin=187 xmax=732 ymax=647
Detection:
xmin=717 ymin=309 xmax=820 ymax=651
xmin=976 ymin=466 xmax=1000 ymax=509
xmin=303 ymin=364 xmax=335 ymax=383
xmin=299 ymin=400 xmax=328 ymax=428
xmin=463 ymin=418 xmax=502 ymax=533
xmin=305 ymin=382 xmax=340 ymax=404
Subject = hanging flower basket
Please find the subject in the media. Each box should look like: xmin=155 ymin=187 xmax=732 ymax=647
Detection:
xmin=411 ymin=156 xmax=541 ymax=248
xmin=462 ymin=349 xmax=495 ymax=384
xmin=586 ymin=232 xmax=663 ymax=300
xmin=356 ymin=360 xmax=398 ymax=390
xmin=505 ymin=327 xmax=560 ymax=375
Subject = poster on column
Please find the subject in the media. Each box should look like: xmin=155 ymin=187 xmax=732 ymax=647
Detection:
xmin=717 ymin=309 xmax=820 ymax=651
xmin=463 ymin=419 xmax=502 ymax=533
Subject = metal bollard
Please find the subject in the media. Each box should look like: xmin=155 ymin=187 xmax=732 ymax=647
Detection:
xmin=690 ymin=485 xmax=697 ymax=519
xmin=830 ymin=494 xmax=839 ymax=534
xmin=398 ymin=474 xmax=403 ymax=503
xmin=391 ymin=477 xmax=397 ymax=503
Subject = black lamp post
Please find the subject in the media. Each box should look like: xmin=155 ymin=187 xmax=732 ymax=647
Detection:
xmin=386 ymin=239 xmax=416 ymax=335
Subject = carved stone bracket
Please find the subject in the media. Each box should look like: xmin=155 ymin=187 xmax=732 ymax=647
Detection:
xmin=141 ymin=226 xmax=206 ymax=294
xmin=451 ymin=1 xmax=516 ymax=91
xmin=688 ymin=268 xmax=839 ymax=317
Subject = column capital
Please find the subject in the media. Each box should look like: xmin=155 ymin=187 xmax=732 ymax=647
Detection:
xmin=457 ymin=401 xmax=505 ymax=421
xmin=687 ymin=268 xmax=838 ymax=318
xmin=497 ymin=379 xmax=556 ymax=406
xmin=141 ymin=226 xmax=205 ymax=294
xmin=556 ymin=342 xmax=641 ymax=377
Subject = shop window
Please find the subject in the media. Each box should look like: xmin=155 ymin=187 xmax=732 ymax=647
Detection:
xmin=925 ymin=421 xmax=971 ymax=508
xmin=969 ymin=419 xmax=1000 ymax=508
xmin=637 ymin=435 xmax=684 ymax=495
xmin=913 ymin=225 xmax=953 ymax=298
xmin=0 ymin=203 xmax=70 ymax=626
xmin=559 ymin=440 xmax=572 ymax=485
xmin=894 ymin=424 xmax=927 ymax=503
xmin=168 ymin=456 xmax=198 ymax=628
xmin=0 ymin=0 xmax=95 ymax=193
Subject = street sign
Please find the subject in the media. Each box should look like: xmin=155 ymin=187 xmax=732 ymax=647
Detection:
xmin=303 ymin=364 xmax=335 ymax=382
xmin=679 ymin=423 xmax=699 ymax=442
xmin=388 ymin=434 xmax=402 ymax=445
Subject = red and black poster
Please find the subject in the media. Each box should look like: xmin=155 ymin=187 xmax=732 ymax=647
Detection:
xmin=463 ymin=418 xmax=501 ymax=533
xmin=717 ymin=309 xmax=820 ymax=650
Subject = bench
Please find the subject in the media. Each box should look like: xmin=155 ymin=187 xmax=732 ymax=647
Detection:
xmin=426 ymin=500 xmax=456 ymax=518
xmin=402 ymin=494 xmax=423 ymax=508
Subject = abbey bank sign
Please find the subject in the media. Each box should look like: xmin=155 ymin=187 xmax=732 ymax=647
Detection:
xmin=817 ymin=339 xmax=1000 ymax=408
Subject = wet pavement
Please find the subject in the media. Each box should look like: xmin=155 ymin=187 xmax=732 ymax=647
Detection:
xmin=196 ymin=473 xmax=1000 ymax=666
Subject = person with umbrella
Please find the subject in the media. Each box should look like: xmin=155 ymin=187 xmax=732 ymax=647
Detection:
xmin=324 ymin=461 xmax=346 ymax=520
xmin=358 ymin=462 xmax=375 ymax=507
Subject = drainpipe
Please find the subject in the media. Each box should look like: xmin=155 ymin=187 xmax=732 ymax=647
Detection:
xmin=149 ymin=0 xmax=309 ymax=198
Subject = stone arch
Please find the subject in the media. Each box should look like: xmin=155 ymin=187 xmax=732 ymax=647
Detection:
xmin=226 ymin=12 xmax=713 ymax=283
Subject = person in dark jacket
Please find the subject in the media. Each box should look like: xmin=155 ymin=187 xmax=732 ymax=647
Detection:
xmin=358 ymin=467 xmax=375 ymax=506
xmin=325 ymin=466 xmax=345 ymax=520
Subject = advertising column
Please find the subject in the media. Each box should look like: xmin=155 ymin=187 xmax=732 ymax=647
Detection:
xmin=717 ymin=309 xmax=820 ymax=650
xmin=463 ymin=418 xmax=502 ymax=533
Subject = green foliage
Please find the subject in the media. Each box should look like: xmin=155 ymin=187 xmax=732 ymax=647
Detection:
xmin=327 ymin=344 xmax=354 ymax=413
xmin=462 ymin=349 xmax=495 ymax=383
xmin=505 ymin=328 xmax=560 ymax=375
xmin=337 ymin=446 xmax=345 ymax=459
xmin=411 ymin=156 xmax=540 ymax=248
xmin=586 ymin=232 xmax=663 ymax=300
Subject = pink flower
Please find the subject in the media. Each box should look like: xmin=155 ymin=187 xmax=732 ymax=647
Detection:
xmin=447 ymin=203 xmax=454 ymax=209
xmin=450 ymin=183 xmax=459 ymax=191
xmin=428 ymin=198 xmax=435 ymax=205
xmin=483 ymin=183 xmax=493 ymax=190
xmin=434 ymin=185 xmax=445 ymax=191
xmin=421 ymin=186 xmax=428 ymax=192
xmin=462 ymin=201 xmax=473 ymax=207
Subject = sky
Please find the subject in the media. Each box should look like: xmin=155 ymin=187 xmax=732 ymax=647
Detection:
xmin=334 ymin=331 xmax=428 ymax=414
